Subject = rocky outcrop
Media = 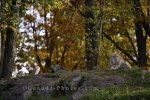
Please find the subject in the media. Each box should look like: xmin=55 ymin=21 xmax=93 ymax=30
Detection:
xmin=51 ymin=64 xmax=65 ymax=73
xmin=71 ymin=75 xmax=126 ymax=100
xmin=0 ymin=74 xmax=62 ymax=100
xmin=0 ymin=72 xmax=127 ymax=100
xmin=2 ymin=83 xmax=32 ymax=100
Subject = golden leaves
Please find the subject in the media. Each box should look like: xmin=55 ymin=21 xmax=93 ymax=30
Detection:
xmin=38 ymin=51 xmax=49 ymax=60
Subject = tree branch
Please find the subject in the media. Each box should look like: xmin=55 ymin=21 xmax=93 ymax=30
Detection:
xmin=70 ymin=0 xmax=85 ymax=17
xmin=125 ymin=30 xmax=137 ymax=58
xmin=103 ymin=32 xmax=137 ymax=65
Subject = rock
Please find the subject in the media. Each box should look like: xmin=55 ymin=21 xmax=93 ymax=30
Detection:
xmin=0 ymin=71 xmax=127 ymax=100
xmin=65 ymin=75 xmax=84 ymax=91
xmin=28 ymin=75 xmax=62 ymax=96
xmin=52 ymin=74 xmax=84 ymax=97
xmin=71 ymin=75 xmax=126 ymax=100
xmin=70 ymin=76 xmax=83 ymax=87
xmin=2 ymin=83 xmax=32 ymax=100
xmin=51 ymin=64 xmax=65 ymax=73
xmin=0 ymin=75 xmax=62 ymax=100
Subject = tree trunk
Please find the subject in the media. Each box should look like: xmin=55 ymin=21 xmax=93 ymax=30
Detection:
xmin=132 ymin=0 xmax=148 ymax=69
xmin=0 ymin=32 xmax=1 ymax=77
xmin=60 ymin=45 xmax=68 ymax=66
xmin=0 ymin=30 xmax=5 ymax=79
xmin=45 ymin=58 xmax=51 ymax=72
xmin=0 ymin=0 xmax=1 ymax=68
xmin=135 ymin=21 xmax=147 ymax=69
xmin=0 ymin=0 xmax=4 ymax=79
xmin=1 ymin=27 xmax=15 ymax=79
xmin=85 ymin=0 xmax=99 ymax=70
xmin=34 ymin=43 xmax=45 ymax=72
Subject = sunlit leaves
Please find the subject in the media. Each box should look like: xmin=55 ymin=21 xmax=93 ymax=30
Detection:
xmin=15 ymin=0 xmax=86 ymax=71
xmin=13 ymin=0 xmax=150 ymax=70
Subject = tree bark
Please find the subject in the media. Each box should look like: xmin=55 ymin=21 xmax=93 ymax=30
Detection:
xmin=85 ymin=0 xmax=99 ymax=70
xmin=132 ymin=0 xmax=148 ymax=69
xmin=60 ymin=45 xmax=68 ymax=66
xmin=133 ymin=0 xmax=150 ymax=37
xmin=0 ymin=31 xmax=1 ymax=77
xmin=135 ymin=21 xmax=147 ymax=69
xmin=1 ymin=27 xmax=15 ymax=79
xmin=0 ymin=0 xmax=4 ymax=79
xmin=0 ymin=29 xmax=5 ymax=79
xmin=34 ymin=42 xmax=45 ymax=72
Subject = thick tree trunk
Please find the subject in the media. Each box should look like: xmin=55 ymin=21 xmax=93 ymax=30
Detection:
xmin=135 ymin=21 xmax=147 ymax=69
xmin=0 ymin=30 xmax=5 ymax=79
xmin=85 ymin=0 xmax=99 ymax=70
xmin=132 ymin=0 xmax=148 ymax=69
xmin=0 ymin=0 xmax=3 ymax=79
xmin=132 ymin=0 xmax=150 ymax=37
xmin=0 ymin=32 xmax=1 ymax=76
xmin=1 ymin=27 xmax=15 ymax=79
xmin=0 ymin=0 xmax=1 ymax=67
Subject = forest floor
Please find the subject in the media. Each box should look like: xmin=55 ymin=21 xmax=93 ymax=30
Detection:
xmin=1 ymin=69 xmax=150 ymax=100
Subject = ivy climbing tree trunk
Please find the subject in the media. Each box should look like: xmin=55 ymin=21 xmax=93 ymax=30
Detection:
xmin=1 ymin=27 xmax=15 ymax=79
xmin=85 ymin=0 xmax=99 ymax=70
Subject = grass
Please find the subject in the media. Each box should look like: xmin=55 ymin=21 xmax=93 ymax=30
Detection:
xmin=29 ymin=87 xmax=150 ymax=100
xmin=82 ymin=86 xmax=150 ymax=100
xmin=28 ymin=94 xmax=70 ymax=100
